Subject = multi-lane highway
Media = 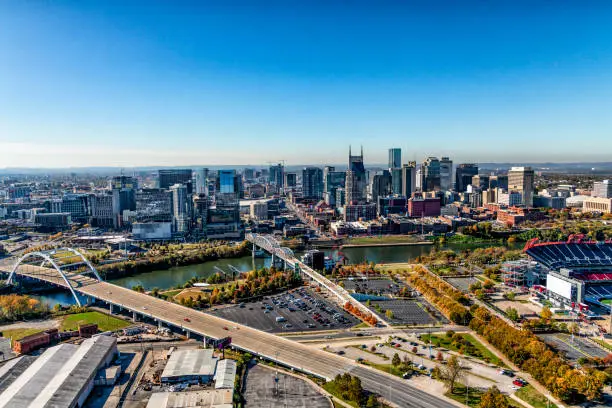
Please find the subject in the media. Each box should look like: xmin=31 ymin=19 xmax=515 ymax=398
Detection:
xmin=2 ymin=261 xmax=457 ymax=407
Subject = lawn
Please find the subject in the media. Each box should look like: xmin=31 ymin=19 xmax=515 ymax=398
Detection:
xmin=421 ymin=333 xmax=506 ymax=367
xmin=515 ymin=385 xmax=558 ymax=408
xmin=362 ymin=361 xmax=404 ymax=377
xmin=323 ymin=382 xmax=359 ymax=408
xmin=60 ymin=311 xmax=130 ymax=332
xmin=592 ymin=338 xmax=612 ymax=352
xmin=600 ymin=298 xmax=612 ymax=305
xmin=160 ymin=289 xmax=182 ymax=300
xmin=344 ymin=235 xmax=424 ymax=246
xmin=1 ymin=328 xmax=45 ymax=345
xmin=445 ymin=384 xmax=522 ymax=408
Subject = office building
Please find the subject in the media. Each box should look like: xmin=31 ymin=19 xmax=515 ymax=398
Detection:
xmin=471 ymin=174 xmax=490 ymax=190
xmin=455 ymin=164 xmax=478 ymax=192
xmin=110 ymin=176 xmax=137 ymax=227
xmin=323 ymin=166 xmax=346 ymax=206
xmin=269 ymin=163 xmax=284 ymax=188
xmin=378 ymin=196 xmax=407 ymax=216
xmin=284 ymin=172 xmax=297 ymax=188
xmin=593 ymin=180 xmax=612 ymax=198
xmin=370 ymin=170 xmax=392 ymax=205
xmin=345 ymin=146 xmax=367 ymax=204
xmin=421 ymin=157 xmax=441 ymax=192
xmin=508 ymin=166 xmax=535 ymax=207
xmin=439 ymin=157 xmax=453 ymax=191
xmin=498 ymin=191 xmax=523 ymax=207
xmin=195 ymin=168 xmax=209 ymax=195
xmin=335 ymin=188 xmax=346 ymax=207
xmin=388 ymin=148 xmax=401 ymax=169
xmin=193 ymin=193 xmax=209 ymax=231
xmin=207 ymin=170 xmax=242 ymax=239
xmin=158 ymin=169 xmax=193 ymax=192
xmin=390 ymin=167 xmax=402 ymax=195
xmin=90 ymin=194 xmax=115 ymax=228
xmin=136 ymin=189 xmax=173 ymax=223
xmin=344 ymin=203 xmax=377 ymax=222
xmin=407 ymin=197 xmax=441 ymax=218
xmin=302 ymin=167 xmax=324 ymax=199
xmin=170 ymin=184 xmax=191 ymax=233
xmin=35 ymin=213 xmax=71 ymax=229
xmin=55 ymin=194 xmax=89 ymax=223
xmin=401 ymin=162 xmax=416 ymax=198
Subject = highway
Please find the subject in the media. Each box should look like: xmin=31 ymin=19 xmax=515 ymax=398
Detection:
xmin=2 ymin=262 xmax=457 ymax=407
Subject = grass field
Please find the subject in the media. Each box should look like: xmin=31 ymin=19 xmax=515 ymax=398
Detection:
xmin=323 ymin=382 xmax=359 ymax=408
xmin=1 ymin=328 xmax=46 ymax=344
xmin=592 ymin=338 xmax=612 ymax=351
xmin=601 ymin=298 xmax=612 ymax=305
xmin=343 ymin=235 xmax=427 ymax=246
xmin=515 ymin=385 xmax=558 ymax=408
xmin=445 ymin=383 xmax=522 ymax=408
xmin=421 ymin=333 xmax=506 ymax=367
xmin=60 ymin=311 xmax=130 ymax=332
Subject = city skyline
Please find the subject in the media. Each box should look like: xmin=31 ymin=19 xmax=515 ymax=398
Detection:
xmin=2 ymin=1 xmax=612 ymax=168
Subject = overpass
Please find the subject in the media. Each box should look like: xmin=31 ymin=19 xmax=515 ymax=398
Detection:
xmin=0 ymin=250 xmax=455 ymax=408
xmin=246 ymin=233 xmax=390 ymax=326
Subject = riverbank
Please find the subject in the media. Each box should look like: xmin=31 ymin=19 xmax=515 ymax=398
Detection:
xmin=341 ymin=235 xmax=433 ymax=248
xmin=341 ymin=241 xmax=434 ymax=248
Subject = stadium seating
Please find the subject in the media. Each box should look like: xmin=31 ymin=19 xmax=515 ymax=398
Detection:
xmin=526 ymin=243 xmax=612 ymax=270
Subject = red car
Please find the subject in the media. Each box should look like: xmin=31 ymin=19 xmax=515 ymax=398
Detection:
xmin=513 ymin=379 xmax=527 ymax=387
xmin=184 ymin=318 xmax=190 ymax=322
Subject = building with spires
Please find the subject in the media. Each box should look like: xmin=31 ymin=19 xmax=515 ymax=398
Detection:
xmin=345 ymin=146 xmax=367 ymax=205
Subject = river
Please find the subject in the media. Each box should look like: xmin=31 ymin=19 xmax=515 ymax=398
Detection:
xmin=34 ymin=241 xmax=515 ymax=306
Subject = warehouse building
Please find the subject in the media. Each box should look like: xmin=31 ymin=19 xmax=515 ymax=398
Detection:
xmin=214 ymin=359 xmax=237 ymax=389
xmin=0 ymin=335 xmax=117 ymax=408
xmin=161 ymin=348 xmax=218 ymax=384
xmin=147 ymin=389 xmax=233 ymax=408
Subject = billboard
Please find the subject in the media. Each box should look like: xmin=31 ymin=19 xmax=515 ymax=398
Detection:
xmin=546 ymin=274 xmax=573 ymax=300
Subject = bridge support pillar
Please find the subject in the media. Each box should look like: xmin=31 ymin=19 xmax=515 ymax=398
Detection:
xmin=186 ymin=330 xmax=191 ymax=339
xmin=109 ymin=304 xmax=114 ymax=314
xmin=86 ymin=296 xmax=93 ymax=306
xmin=158 ymin=320 xmax=162 ymax=329
xmin=132 ymin=311 xmax=137 ymax=322
xmin=252 ymin=243 xmax=256 ymax=259
xmin=271 ymin=254 xmax=276 ymax=267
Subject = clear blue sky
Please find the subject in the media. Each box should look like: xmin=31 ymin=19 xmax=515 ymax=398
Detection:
xmin=1 ymin=1 xmax=611 ymax=168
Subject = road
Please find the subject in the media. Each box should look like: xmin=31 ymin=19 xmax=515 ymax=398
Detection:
xmin=2 ymin=263 xmax=457 ymax=408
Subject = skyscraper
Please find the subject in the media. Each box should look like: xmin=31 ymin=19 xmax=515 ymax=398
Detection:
xmin=388 ymin=148 xmax=401 ymax=169
xmin=269 ymin=163 xmax=284 ymax=188
xmin=455 ymin=164 xmax=478 ymax=192
xmin=110 ymin=175 xmax=137 ymax=228
xmin=207 ymin=170 xmax=242 ymax=239
xmin=370 ymin=170 xmax=392 ymax=205
xmin=170 ymin=183 xmax=191 ymax=233
xmin=345 ymin=146 xmax=367 ymax=204
xmin=158 ymin=169 xmax=193 ymax=192
xmin=302 ymin=167 xmax=324 ymax=199
xmin=323 ymin=166 xmax=346 ymax=206
xmin=195 ymin=168 xmax=209 ymax=195
xmin=421 ymin=157 xmax=441 ymax=192
xmin=390 ymin=167 xmax=403 ymax=195
xmin=508 ymin=167 xmax=535 ymax=207
xmin=593 ymin=180 xmax=612 ymax=198
xmin=439 ymin=157 xmax=453 ymax=191
xmin=401 ymin=162 xmax=417 ymax=198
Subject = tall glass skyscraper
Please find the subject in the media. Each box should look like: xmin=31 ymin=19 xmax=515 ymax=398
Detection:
xmin=388 ymin=148 xmax=401 ymax=169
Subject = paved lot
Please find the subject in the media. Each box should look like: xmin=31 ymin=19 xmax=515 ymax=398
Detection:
xmin=244 ymin=364 xmax=331 ymax=408
xmin=445 ymin=276 xmax=479 ymax=292
xmin=367 ymin=300 xmax=436 ymax=325
xmin=539 ymin=333 xmax=609 ymax=362
xmin=208 ymin=287 xmax=358 ymax=333
xmin=341 ymin=278 xmax=406 ymax=296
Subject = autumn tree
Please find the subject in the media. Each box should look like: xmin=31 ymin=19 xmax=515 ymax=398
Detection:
xmin=479 ymin=386 xmax=509 ymax=408
xmin=439 ymin=355 xmax=466 ymax=394
xmin=540 ymin=306 xmax=553 ymax=320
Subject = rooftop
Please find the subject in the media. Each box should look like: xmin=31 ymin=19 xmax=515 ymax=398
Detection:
xmin=147 ymin=389 xmax=233 ymax=408
xmin=161 ymin=349 xmax=218 ymax=380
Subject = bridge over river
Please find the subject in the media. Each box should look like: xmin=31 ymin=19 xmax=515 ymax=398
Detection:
xmin=0 ymin=248 xmax=453 ymax=408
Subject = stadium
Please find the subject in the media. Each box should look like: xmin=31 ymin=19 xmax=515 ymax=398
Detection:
xmin=524 ymin=236 xmax=612 ymax=315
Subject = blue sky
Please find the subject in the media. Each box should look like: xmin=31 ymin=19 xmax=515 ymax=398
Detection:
xmin=1 ymin=1 xmax=611 ymax=168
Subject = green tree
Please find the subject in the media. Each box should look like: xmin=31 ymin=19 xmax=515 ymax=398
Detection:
xmin=392 ymin=353 xmax=401 ymax=367
xmin=506 ymin=307 xmax=519 ymax=322
xmin=366 ymin=395 xmax=378 ymax=408
xmin=439 ymin=355 xmax=466 ymax=394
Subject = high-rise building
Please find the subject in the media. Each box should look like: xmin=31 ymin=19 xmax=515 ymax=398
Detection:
xmin=284 ymin=172 xmax=297 ymax=188
xmin=401 ymin=162 xmax=417 ymax=198
xmin=471 ymin=174 xmax=490 ymax=190
xmin=89 ymin=194 xmax=114 ymax=228
xmin=57 ymin=194 xmax=89 ymax=223
xmin=170 ymin=184 xmax=191 ymax=233
xmin=390 ymin=167 xmax=402 ymax=195
xmin=593 ymin=180 xmax=612 ymax=198
xmin=243 ymin=168 xmax=255 ymax=182
xmin=345 ymin=146 xmax=367 ymax=204
xmin=207 ymin=170 xmax=242 ymax=239
xmin=388 ymin=148 xmax=401 ymax=169
xmin=195 ymin=168 xmax=209 ymax=195
xmin=136 ymin=189 xmax=173 ymax=222
xmin=455 ymin=164 xmax=478 ymax=193
xmin=158 ymin=169 xmax=193 ymax=191
xmin=370 ymin=170 xmax=392 ymax=205
xmin=508 ymin=167 xmax=535 ymax=207
xmin=439 ymin=157 xmax=453 ymax=191
xmin=323 ymin=166 xmax=346 ymax=206
xmin=110 ymin=176 xmax=137 ymax=228
xmin=302 ymin=167 xmax=324 ymax=199
xmin=421 ymin=157 xmax=441 ymax=192
xmin=269 ymin=163 xmax=284 ymax=188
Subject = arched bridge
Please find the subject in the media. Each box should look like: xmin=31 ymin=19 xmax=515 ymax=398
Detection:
xmin=4 ymin=248 xmax=103 ymax=306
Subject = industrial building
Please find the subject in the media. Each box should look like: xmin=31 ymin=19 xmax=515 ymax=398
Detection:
xmin=161 ymin=349 xmax=218 ymax=384
xmin=214 ymin=359 xmax=237 ymax=389
xmin=147 ymin=389 xmax=233 ymax=408
xmin=0 ymin=335 xmax=118 ymax=408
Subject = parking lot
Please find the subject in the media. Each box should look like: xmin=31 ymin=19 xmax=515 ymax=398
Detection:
xmin=366 ymin=300 xmax=437 ymax=325
xmin=445 ymin=276 xmax=479 ymax=292
xmin=538 ymin=333 xmax=609 ymax=362
xmin=340 ymin=278 xmax=408 ymax=296
xmin=207 ymin=287 xmax=358 ymax=333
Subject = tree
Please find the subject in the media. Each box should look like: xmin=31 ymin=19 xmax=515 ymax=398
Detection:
xmin=540 ymin=306 xmax=553 ymax=320
xmin=392 ymin=353 xmax=401 ymax=367
xmin=385 ymin=309 xmax=394 ymax=319
xmin=506 ymin=307 xmax=519 ymax=322
xmin=439 ymin=355 xmax=466 ymax=394
xmin=436 ymin=351 xmax=444 ymax=362
xmin=479 ymin=386 xmax=509 ymax=408
xmin=366 ymin=395 xmax=378 ymax=408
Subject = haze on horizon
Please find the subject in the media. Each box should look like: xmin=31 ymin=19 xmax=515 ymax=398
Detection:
xmin=1 ymin=1 xmax=612 ymax=168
